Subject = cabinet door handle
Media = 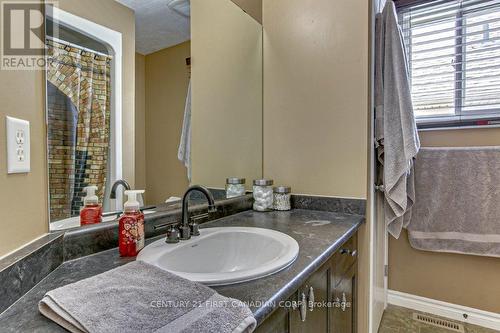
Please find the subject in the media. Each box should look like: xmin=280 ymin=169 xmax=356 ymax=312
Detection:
xmin=308 ymin=287 xmax=315 ymax=311
xmin=341 ymin=292 xmax=347 ymax=312
xmin=299 ymin=292 xmax=307 ymax=322
xmin=334 ymin=296 xmax=341 ymax=309
xmin=340 ymin=248 xmax=357 ymax=257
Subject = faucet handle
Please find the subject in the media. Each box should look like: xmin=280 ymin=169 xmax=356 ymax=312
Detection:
xmin=179 ymin=224 xmax=191 ymax=240
xmin=190 ymin=222 xmax=200 ymax=236
xmin=165 ymin=226 xmax=180 ymax=244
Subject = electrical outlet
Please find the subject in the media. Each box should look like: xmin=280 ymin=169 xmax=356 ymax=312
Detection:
xmin=6 ymin=116 xmax=30 ymax=173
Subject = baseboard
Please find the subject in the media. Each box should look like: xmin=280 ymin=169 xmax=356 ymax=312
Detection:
xmin=387 ymin=290 xmax=500 ymax=331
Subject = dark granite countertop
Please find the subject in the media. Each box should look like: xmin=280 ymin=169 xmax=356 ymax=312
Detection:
xmin=0 ymin=209 xmax=363 ymax=332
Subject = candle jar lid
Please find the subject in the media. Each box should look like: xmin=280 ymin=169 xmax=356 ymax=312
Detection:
xmin=226 ymin=177 xmax=246 ymax=185
xmin=253 ymin=179 xmax=274 ymax=186
xmin=274 ymin=186 xmax=291 ymax=194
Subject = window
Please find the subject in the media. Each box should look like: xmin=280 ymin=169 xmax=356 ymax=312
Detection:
xmin=398 ymin=0 xmax=500 ymax=129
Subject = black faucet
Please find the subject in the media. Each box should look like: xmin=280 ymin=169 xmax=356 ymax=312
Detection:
xmin=110 ymin=179 xmax=131 ymax=199
xmin=179 ymin=185 xmax=217 ymax=240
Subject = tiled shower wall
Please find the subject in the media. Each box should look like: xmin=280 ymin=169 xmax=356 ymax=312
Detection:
xmin=46 ymin=41 xmax=112 ymax=221
xmin=47 ymin=82 xmax=77 ymax=220
xmin=47 ymin=82 xmax=97 ymax=220
xmin=47 ymin=80 xmax=110 ymax=221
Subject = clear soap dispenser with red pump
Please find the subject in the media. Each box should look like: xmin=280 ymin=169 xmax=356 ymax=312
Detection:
xmin=119 ymin=190 xmax=145 ymax=257
xmin=80 ymin=186 xmax=103 ymax=226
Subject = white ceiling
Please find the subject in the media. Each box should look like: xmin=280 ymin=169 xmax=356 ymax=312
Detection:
xmin=117 ymin=0 xmax=190 ymax=55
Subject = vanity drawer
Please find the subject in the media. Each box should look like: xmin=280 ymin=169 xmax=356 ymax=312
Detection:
xmin=332 ymin=234 xmax=357 ymax=287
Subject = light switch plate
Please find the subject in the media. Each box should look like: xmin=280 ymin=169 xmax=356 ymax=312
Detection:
xmin=6 ymin=116 xmax=30 ymax=173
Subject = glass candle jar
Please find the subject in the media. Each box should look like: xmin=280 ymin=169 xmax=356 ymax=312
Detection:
xmin=225 ymin=178 xmax=246 ymax=198
xmin=253 ymin=179 xmax=274 ymax=211
xmin=273 ymin=186 xmax=291 ymax=211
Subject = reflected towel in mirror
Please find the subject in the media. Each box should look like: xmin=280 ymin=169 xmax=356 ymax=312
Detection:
xmin=178 ymin=79 xmax=192 ymax=181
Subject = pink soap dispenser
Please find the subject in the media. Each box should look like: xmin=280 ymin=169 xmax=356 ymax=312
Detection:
xmin=80 ymin=186 xmax=103 ymax=226
xmin=119 ymin=190 xmax=145 ymax=257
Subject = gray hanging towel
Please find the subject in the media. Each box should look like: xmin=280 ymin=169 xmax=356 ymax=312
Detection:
xmin=39 ymin=261 xmax=256 ymax=333
xmin=408 ymin=147 xmax=500 ymax=257
xmin=375 ymin=1 xmax=420 ymax=238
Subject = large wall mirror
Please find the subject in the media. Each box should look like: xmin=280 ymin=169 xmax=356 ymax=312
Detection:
xmin=45 ymin=0 xmax=263 ymax=231
xmin=45 ymin=5 xmax=123 ymax=231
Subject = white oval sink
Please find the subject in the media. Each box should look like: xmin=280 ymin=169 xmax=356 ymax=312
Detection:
xmin=137 ymin=227 xmax=299 ymax=286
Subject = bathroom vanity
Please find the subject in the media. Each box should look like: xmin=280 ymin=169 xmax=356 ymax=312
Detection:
xmin=0 ymin=195 xmax=364 ymax=333
xmin=256 ymin=233 xmax=357 ymax=333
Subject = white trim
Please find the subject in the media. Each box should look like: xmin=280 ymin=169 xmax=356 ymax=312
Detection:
xmin=369 ymin=1 xmax=386 ymax=332
xmin=383 ymin=216 xmax=388 ymax=307
xmin=387 ymin=290 xmax=500 ymax=331
xmin=46 ymin=6 xmax=123 ymax=219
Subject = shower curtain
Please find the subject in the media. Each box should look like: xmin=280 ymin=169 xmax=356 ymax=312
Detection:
xmin=46 ymin=39 xmax=112 ymax=220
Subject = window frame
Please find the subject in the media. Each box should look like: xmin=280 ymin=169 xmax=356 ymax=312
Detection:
xmin=396 ymin=0 xmax=500 ymax=130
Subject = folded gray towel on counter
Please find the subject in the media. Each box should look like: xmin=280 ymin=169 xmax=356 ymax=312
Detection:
xmin=39 ymin=261 xmax=256 ymax=333
xmin=408 ymin=147 xmax=500 ymax=257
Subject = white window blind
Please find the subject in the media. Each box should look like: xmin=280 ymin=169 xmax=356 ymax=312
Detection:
xmin=398 ymin=0 xmax=500 ymax=128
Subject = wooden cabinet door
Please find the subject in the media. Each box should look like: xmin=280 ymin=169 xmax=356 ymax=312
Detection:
xmin=290 ymin=262 xmax=331 ymax=333
xmin=331 ymin=263 xmax=357 ymax=333
xmin=255 ymin=306 xmax=291 ymax=333
xmin=256 ymin=232 xmax=358 ymax=333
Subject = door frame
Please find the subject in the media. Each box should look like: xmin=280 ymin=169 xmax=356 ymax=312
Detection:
xmin=368 ymin=0 xmax=389 ymax=331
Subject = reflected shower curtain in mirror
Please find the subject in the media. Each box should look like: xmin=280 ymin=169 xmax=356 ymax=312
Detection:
xmin=46 ymin=39 xmax=112 ymax=221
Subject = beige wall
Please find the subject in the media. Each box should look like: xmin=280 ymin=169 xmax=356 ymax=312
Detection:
xmin=144 ymin=42 xmax=190 ymax=204
xmin=231 ymin=0 xmax=262 ymax=23
xmin=0 ymin=0 xmax=47 ymax=256
xmin=262 ymin=0 xmax=369 ymax=199
xmin=0 ymin=0 xmax=135 ymax=257
xmin=135 ymin=53 xmax=146 ymax=194
xmin=191 ymin=0 xmax=263 ymax=189
xmin=262 ymin=1 xmax=371 ymax=331
xmin=389 ymin=128 xmax=500 ymax=313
